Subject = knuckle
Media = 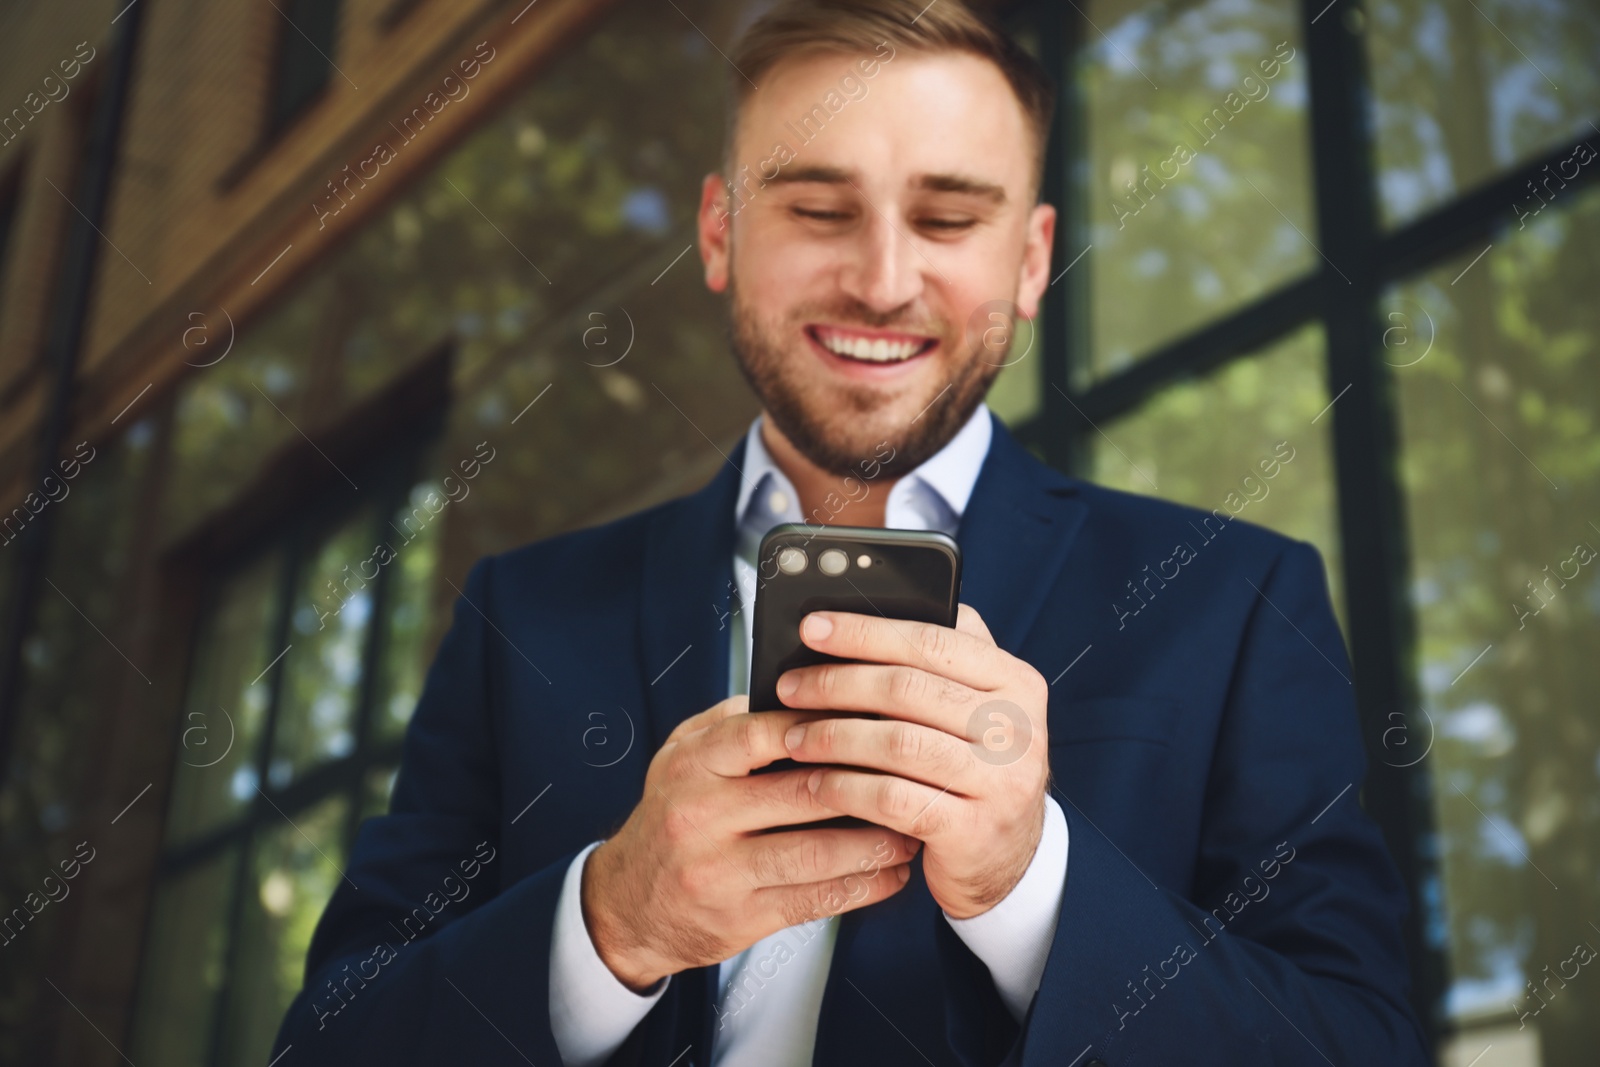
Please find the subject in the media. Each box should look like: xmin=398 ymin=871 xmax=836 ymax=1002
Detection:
xmin=815 ymin=663 xmax=842 ymax=704
xmin=1022 ymin=666 xmax=1049 ymax=706
xmin=790 ymin=769 xmax=820 ymax=810
xmin=676 ymin=860 xmax=713 ymax=898
xmin=662 ymin=748 xmax=695 ymax=785
xmin=750 ymin=844 xmax=793 ymax=885
xmin=937 ymin=675 xmax=969 ymax=709
xmin=661 ymin=797 xmax=701 ymax=844
xmin=661 ymin=805 xmax=690 ymax=844
xmin=811 ymin=716 xmax=839 ymax=755
xmin=889 ymin=665 xmax=925 ymax=708
xmin=730 ymin=715 xmax=763 ymax=762
xmin=918 ymin=624 xmax=952 ymax=665
xmin=880 ymin=776 xmax=915 ymax=819
xmin=799 ymin=836 xmax=828 ymax=881
xmin=812 ymin=882 xmax=846 ymax=920
xmin=783 ymin=890 xmax=823 ymax=928
xmin=889 ymin=721 xmax=923 ymax=764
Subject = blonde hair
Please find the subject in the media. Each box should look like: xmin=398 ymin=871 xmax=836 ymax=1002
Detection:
xmin=724 ymin=0 xmax=1055 ymax=198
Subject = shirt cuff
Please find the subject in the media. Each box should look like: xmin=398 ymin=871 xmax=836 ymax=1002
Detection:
xmin=549 ymin=840 xmax=670 ymax=1067
xmin=941 ymin=795 xmax=1069 ymax=1021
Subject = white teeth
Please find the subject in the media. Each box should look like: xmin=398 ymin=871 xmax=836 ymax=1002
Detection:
xmin=816 ymin=330 xmax=924 ymax=362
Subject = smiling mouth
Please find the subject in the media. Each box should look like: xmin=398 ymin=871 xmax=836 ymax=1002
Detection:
xmin=807 ymin=325 xmax=938 ymax=364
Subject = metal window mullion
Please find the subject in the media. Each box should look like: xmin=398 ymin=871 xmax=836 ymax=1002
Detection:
xmin=1375 ymin=124 xmax=1600 ymax=281
xmin=205 ymin=535 xmax=304 ymax=1066
xmin=1035 ymin=0 xmax=1093 ymax=477
xmin=1071 ymin=274 xmax=1321 ymax=426
xmin=341 ymin=476 xmax=411 ymax=849
xmin=1300 ymin=0 xmax=1444 ymax=1045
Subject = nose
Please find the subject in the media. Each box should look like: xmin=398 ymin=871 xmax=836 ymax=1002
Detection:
xmin=838 ymin=208 xmax=927 ymax=314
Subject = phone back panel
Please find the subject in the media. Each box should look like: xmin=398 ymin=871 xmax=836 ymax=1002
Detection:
xmin=748 ymin=524 xmax=962 ymax=713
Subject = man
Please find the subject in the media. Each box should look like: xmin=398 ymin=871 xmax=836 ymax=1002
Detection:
xmin=275 ymin=1 xmax=1429 ymax=1064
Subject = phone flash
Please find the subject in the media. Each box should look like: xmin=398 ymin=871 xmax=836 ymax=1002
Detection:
xmin=818 ymin=548 xmax=849 ymax=576
xmin=777 ymin=547 xmax=808 ymax=574
xmin=856 ymin=554 xmax=872 ymax=569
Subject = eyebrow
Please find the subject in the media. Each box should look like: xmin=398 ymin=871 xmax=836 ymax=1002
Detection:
xmin=761 ymin=165 xmax=1009 ymax=206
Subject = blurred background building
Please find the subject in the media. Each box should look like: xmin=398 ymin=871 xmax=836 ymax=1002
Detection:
xmin=0 ymin=0 xmax=1594 ymax=1064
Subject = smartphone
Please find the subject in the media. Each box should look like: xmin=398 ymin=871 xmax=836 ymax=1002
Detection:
xmin=748 ymin=524 xmax=962 ymax=788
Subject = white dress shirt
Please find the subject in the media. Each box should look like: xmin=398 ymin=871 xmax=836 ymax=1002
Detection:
xmin=550 ymin=403 xmax=1069 ymax=1067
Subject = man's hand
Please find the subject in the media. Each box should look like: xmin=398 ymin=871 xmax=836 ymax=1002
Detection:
xmin=581 ymin=696 xmax=923 ymax=992
xmin=775 ymin=604 xmax=1051 ymax=920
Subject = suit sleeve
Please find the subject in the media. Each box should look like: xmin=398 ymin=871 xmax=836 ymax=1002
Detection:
xmin=934 ymin=541 xmax=1431 ymax=1066
xmin=941 ymin=796 xmax=1068 ymax=1021
xmin=550 ymin=842 xmax=671 ymax=1065
xmin=270 ymin=557 xmax=582 ymax=1064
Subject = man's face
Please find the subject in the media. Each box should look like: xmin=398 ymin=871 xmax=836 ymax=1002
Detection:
xmin=698 ymin=49 xmax=1056 ymax=477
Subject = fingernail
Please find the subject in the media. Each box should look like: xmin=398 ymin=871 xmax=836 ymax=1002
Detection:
xmin=785 ymin=724 xmax=806 ymax=750
xmin=807 ymin=769 xmax=823 ymax=793
xmin=802 ymin=613 xmax=833 ymax=641
xmin=777 ymin=673 xmax=798 ymax=700
xmin=897 ymin=865 xmax=911 ymax=883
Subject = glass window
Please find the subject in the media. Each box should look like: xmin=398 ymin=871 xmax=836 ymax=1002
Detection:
xmin=1390 ymin=184 xmax=1600 ymax=1059
xmin=1366 ymin=0 xmax=1600 ymax=228
xmin=219 ymin=795 xmax=351 ymax=1064
xmin=267 ymin=0 xmax=343 ymax=136
xmin=136 ymin=474 xmax=432 ymax=1064
xmin=164 ymin=280 xmax=333 ymax=543
xmin=128 ymin=846 xmax=241 ymax=1067
xmin=163 ymin=553 xmax=284 ymax=846
xmin=1087 ymin=324 xmax=1344 ymax=623
xmin=1082 ymin=0 xmax=1316 ymax=380
xmin=372 ymin=482 xmax=444 ymax=744
xmin=987 ymin=315 xmax=1043 ymax=427
xmin=268 ymin=509 xmax=380 ymax=788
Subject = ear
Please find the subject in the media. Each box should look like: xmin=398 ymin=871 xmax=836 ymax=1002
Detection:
xmin=698 ymin=172 xmax=733 ymax=293
xmin=1014 ymin=201 xmax=1057 ymax=320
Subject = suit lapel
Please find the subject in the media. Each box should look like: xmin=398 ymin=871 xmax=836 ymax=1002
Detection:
xmin=641 ymin=436 xmax=746 ymax=753
xmin=815 ymin=413 xmax=1089 ymax=1065
xmin=955 ymin=412 xmax=1087 ymax=656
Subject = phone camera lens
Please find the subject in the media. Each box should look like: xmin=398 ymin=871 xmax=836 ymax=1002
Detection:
xmin=776 ymin=546 xmax=808 ymax=574
xmin=818 ymin=548 xmax=849 ymax=576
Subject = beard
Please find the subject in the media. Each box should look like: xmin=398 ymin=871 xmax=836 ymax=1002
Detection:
xmin=725 ymin=275 xmax=1003 ymax=480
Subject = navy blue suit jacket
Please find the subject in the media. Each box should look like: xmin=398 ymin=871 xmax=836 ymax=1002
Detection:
xmin=274 ymin=412 xmax=1428 ymax=1065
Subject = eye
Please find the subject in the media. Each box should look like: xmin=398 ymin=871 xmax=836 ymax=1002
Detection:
xmin=792 ymin=207 xmax=851 ymax=223
xmin=918 ymin=217 xmax=976 ymax=232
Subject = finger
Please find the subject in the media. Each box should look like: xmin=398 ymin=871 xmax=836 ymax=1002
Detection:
xmin=671 ymin=694 xmax=749 ymax=742
xmin=777 ymin=661 xmax=978 ymax=737
xmin=783 ymin=716 xmax=976 ymax=792
xmin=808 ymin=767 xmax=964 ymax=839
xmin=736 ymin=826 xmax=922 ymax=888
xmin=798 ymin=611 xmax=1006 ymax=690
xmin=759 ymin=856 xmax=916 ymax=928
xmin=695 ymin=708 xmax=838 ymax=777
xmin=724 ymin=766 xmax=863 ymax=830
xmin=955 ymin=603 xmax=993 ymax=641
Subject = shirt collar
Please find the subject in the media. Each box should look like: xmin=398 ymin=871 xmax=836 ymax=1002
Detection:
xmin=733 ymin=402 xmax=993 ymax=533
